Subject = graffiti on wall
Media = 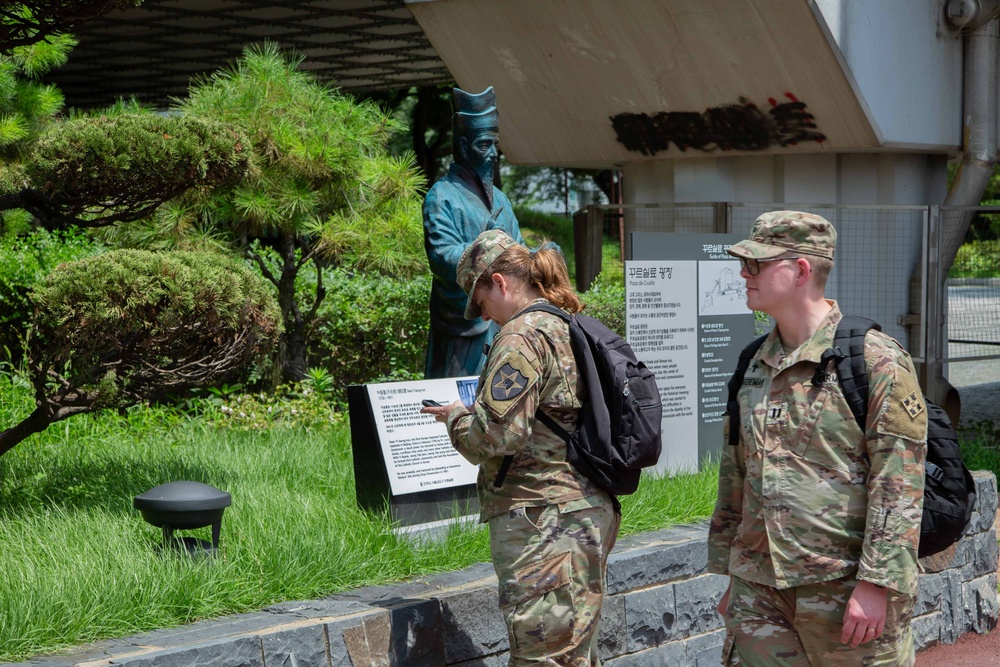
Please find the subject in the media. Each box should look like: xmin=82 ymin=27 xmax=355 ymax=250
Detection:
xmin=610 ymin=93 xmax=826 ymax=156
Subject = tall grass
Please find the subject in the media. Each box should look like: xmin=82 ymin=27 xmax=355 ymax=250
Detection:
xmin=0 ymin=376 xmax=716 ymax=661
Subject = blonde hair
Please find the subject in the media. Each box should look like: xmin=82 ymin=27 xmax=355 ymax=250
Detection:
xmin=807 ymin=255 xmax=834 ymax=287
xmin=476 ymin=241 xmax=582 ymax=314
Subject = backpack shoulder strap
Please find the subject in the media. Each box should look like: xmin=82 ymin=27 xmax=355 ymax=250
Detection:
xmin=726 ymin=333 xmax=769 ymax=447
xmin=826 ymin=315 xmax=880 ymax=432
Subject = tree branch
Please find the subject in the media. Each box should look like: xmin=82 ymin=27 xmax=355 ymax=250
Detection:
xmin=245 ymin=247 xmax=278 ymax=286
xmin=0 ymin=406 xmax=53 ymax=456
xmin=0 ymin=1 xmax=140 ymax=54
xmin=304 ymin=256 xmax=327 ymax=326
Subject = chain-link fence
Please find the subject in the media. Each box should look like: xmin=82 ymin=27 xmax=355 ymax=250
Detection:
xmin=944 ymin=206 xmax=1000 ymax=365
xmin=572 ymin=202 xmax=1000 ymax=377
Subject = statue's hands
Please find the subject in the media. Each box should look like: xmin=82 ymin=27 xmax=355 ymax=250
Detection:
xmin=484 ymin=205 xmax=503 ymax=230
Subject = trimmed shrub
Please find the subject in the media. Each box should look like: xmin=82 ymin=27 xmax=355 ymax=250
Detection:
xmin=30 ymin=249 xmax=281 ymax=407
xmin=581 ymin=278 xmax=625 ymax=336
xmin=516 ymin=206 xmax=577 ymax=278
xmin=19 ymin=114 xmax=251 ymax=226
xmin=515 ymin=206 xmax=574 ymax=247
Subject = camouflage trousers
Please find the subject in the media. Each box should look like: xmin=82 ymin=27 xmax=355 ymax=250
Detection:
xmin=487 ymin=495 xmax=620 ymax=667
xmin=721 ymin=575 xmax=916 ymax=666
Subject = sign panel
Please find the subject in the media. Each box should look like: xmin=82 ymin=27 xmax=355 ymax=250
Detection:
xmin=629 ymin=233 xmax=756 ymax=474
xmin=625 ymin=261 xmax=699 ymax=473
xmin=365 ymin=378 xmax=480 ymax=496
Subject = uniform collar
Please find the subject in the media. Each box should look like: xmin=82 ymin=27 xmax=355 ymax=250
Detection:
xmin=511 ymin=298 xmax=551 ymax=322
xmin=759 ymin=300 xmax=842 ymax=370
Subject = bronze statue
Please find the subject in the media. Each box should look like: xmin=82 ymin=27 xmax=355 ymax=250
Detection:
xmin=423 ymin=86 xmax=523 ymax=378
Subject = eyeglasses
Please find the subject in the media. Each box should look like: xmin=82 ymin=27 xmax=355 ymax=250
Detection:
xmin=738 ymin=256 xmax=803 ymax=276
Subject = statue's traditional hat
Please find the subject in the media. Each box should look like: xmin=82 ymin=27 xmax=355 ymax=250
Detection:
xmin=453 ymin=86 xmax=498 ymax=134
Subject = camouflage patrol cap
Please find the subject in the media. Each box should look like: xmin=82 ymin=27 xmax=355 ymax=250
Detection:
xmin=457 ymin=229 xmax=518 ymax=319
xmin=727 ymin=210 xmax=837 ymax=260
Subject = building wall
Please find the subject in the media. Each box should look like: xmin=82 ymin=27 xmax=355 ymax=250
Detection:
xmin=622 ymin=153 xmax=947 ymax=206
xmin=813 ymin=0 xmax=963 ymax=150
xmin=15 ymin=474 xmax=997 ymax=667
xmin=617 ymin=155 xmax=946 ymax=350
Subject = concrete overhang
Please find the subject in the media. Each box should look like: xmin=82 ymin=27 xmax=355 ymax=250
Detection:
xmin=407 ymin=0 xmax=963 ymax=168
xmin=45 ymin=0 xmax=453 ymax=109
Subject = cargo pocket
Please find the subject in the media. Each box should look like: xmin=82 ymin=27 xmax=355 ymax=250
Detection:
xmin=500 ymin=551 xmax=572 ymax=608
xmin=501 ymin=551 xmax=574 ymax=657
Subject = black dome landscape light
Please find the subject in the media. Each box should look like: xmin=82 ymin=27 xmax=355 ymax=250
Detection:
xmin=134 ymin=481 xmax=231 ymax=556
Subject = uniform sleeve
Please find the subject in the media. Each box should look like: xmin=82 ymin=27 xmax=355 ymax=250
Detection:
xmin=423 ymin=189 xmax=467 ymax=285
xmin=707 ymin=412 xmax=746 ymax=574
xmin=445 ymin=332 xmax=543 ymax=465
xmin=857 ymin=336 xmax=927 ymax=595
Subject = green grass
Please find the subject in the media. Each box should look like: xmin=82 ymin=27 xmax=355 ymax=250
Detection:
xmin=958 ymin=421 xmax=1000 ymax=477
xmin=0 ymin=376 xmax=717 ymax=662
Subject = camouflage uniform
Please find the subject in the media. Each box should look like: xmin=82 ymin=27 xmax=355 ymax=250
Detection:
xmin=722 ymin=576 xmax=915 ymax=666
xmin=708 ymin=212 xmax=928 ymax=666
xmin=443 ymin=230 xmax=620 ymax=666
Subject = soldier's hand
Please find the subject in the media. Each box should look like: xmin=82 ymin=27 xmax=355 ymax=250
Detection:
xmin=840 ymin=580 xmax=888 ymax=647
xmin=420 ymin=401 xmax=464 ymax=423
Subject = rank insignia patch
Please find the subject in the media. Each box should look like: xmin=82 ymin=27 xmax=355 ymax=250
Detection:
xmin=902 ymin=392 xmax=925 ymax=419
xmin=491 ymin=363 xmax=528 ymax=401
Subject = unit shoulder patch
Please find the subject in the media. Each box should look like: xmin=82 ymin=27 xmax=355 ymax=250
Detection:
xmin=492 ymin=362 xmax=529 ymax=401
xmin=902 ymin=391 xmax=925 ymax=419
xmin=878 ymin=367 xmax=928 ymax=441
xmin=480 ymin=349 xmax=539 ymax=421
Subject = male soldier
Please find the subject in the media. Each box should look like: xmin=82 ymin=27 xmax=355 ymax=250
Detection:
xmin=708 ymin=211 xmax=927 ymax=666
xmin=423 ymin=86 xmax=524 ymax=378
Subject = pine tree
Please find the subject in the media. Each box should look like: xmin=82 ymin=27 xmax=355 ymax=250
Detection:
xmin=0 ymin=3 xmax=284 ymax=455
xmin=106 ymin=43 xmax=427 ymax=383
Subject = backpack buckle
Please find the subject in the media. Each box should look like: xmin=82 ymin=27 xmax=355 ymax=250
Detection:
xmin=813 ymin=346 xmax=846 ymax=386
xmin=926 ymin=461 xmax=945 ymax=484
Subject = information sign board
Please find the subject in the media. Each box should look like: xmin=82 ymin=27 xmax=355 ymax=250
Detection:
xmin=347 ymin=377 xmax=480 ymax=526
xmin=365 ymin=378 xmax=479 ymax=495
xmin=629 ymin=233 xmax=756 ymax=474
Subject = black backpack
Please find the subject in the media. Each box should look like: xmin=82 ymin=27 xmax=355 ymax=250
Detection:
xmin=726 ymin=315 xmax=977 ymax=559
xmin=493 ymin=303 xmax=663 ymax=499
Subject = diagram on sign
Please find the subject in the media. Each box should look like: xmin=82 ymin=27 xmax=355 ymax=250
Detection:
xmin=699 ymin=261 xmax=751 ymax=316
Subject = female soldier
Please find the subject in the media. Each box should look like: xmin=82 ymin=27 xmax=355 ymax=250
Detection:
xmin=422 ymin=229 xmax=619 ymax=666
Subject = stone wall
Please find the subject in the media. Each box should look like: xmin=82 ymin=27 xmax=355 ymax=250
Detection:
xmin=8 ymin=473 xmax=997 ymax=667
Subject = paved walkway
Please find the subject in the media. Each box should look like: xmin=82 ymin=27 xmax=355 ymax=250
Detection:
xmin=916 ymin=626 xmax=1000 ymax=666
xmin=949 ymin=359 xmax=1000 ymax=429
